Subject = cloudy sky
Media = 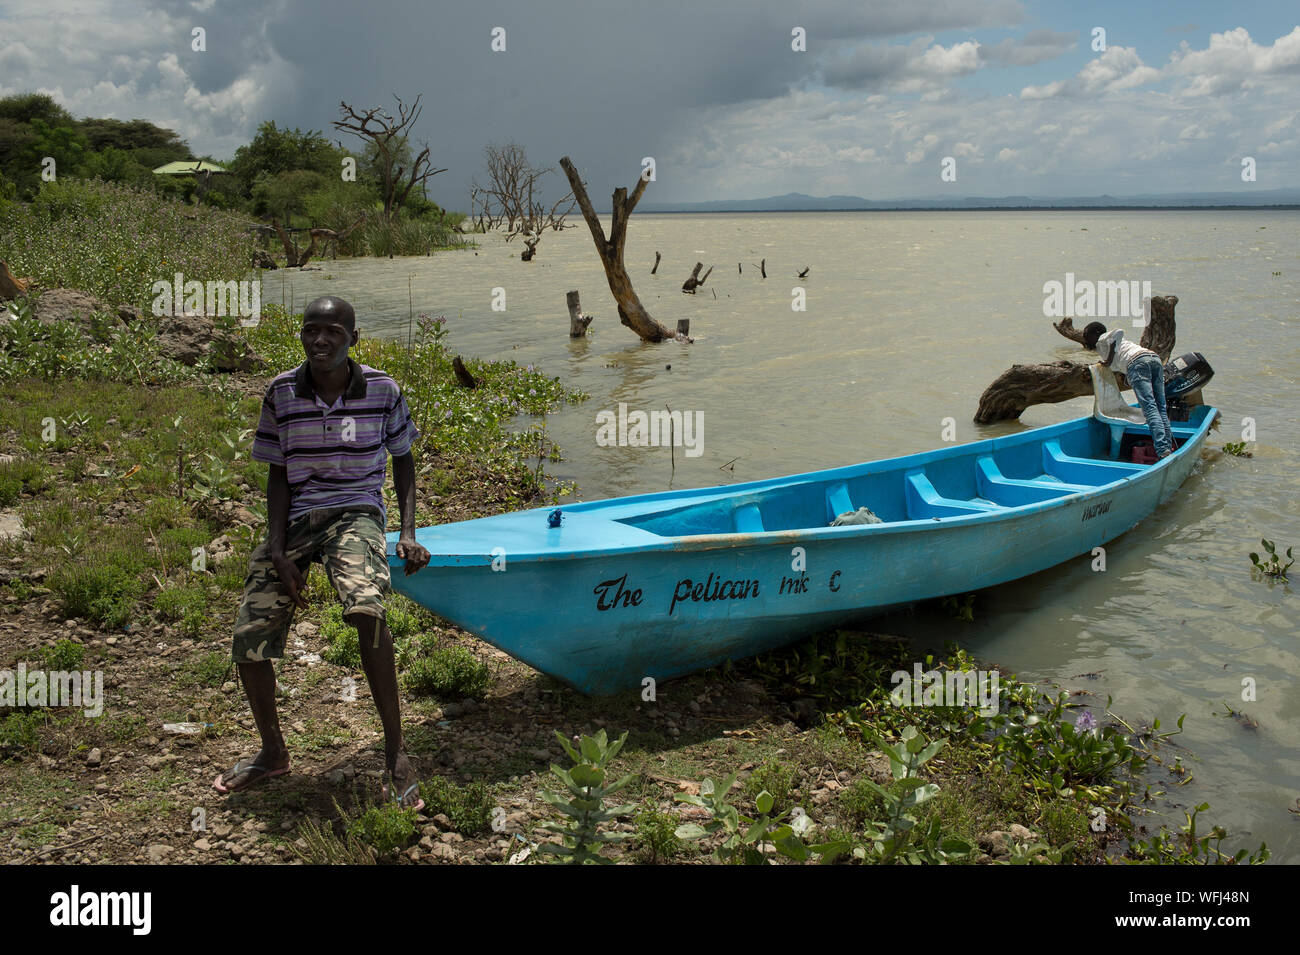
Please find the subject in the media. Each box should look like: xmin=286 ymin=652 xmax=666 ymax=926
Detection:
xmin=2 ymin=0 xmax=1297 ymax=206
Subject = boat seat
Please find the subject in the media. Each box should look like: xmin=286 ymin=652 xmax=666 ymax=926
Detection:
xmin=904 ymin=470 xmax=999 ymax=519
xmin=976 ymin=456 xmax=1090 ymax=505
xmin=1042 ymin=440 xmax=1144 ymax=486
xmin=825 ymin=482 xmax=854 ymax=522
xmin=734 ymin=502 xmax=764 ymax=533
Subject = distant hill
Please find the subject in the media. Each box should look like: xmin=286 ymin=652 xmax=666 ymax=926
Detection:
xmin=634 ymin=189 xmax=1300 ymax=212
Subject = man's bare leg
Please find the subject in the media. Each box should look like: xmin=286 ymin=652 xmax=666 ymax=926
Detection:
xmin=216 ymin=660 xmax=290 ymax=790
xmin=350 ymin=613 xmax=418 ymax=803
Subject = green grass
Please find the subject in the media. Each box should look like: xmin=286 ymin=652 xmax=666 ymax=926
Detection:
xmin=743 ymin=758 xmax=798 ymax=814
xmin=33 ymin=638 xmax=87 ymax=671
xmin=176 ymin=651 xmax=230 ymax=689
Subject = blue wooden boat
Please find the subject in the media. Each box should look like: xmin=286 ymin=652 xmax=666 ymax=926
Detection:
xmin=386 ymin=405 xmax=1218 ymax=694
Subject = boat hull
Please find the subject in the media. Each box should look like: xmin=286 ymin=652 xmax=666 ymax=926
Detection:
xmin=388 ymin=407 xmax=1215 ymax=694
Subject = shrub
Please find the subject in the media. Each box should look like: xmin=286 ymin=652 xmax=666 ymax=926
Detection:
xmin=321 ymin=604 xmax=361 ymax=669
xmin=744 ymin=759 xmax=797 ymax=813
xmin=48 ymin=563 xmax=142 ymax=629
xmin=403 ymin=646 xmax=490 ymax=699
xmin=419 ymin=776 xmax=495 ymax=835
xmin=633 ymin=807 xmax=685 ymax=863
xmin=154 ymin=583 xmax=211 ymax=637
xmin=37 ymin=638 xmax=86 ymax=671
xmin=347 ymin=802 xmax=417 ymax=856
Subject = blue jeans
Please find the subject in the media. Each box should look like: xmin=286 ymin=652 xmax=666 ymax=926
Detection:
xmin=1126 ymin=354 xmax=1173 ymax=457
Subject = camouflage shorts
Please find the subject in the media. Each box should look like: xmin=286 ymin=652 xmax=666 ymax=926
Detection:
xmin=232 ymin=506 xmax=388 ymax=663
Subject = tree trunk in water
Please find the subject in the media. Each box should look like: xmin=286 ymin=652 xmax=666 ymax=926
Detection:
xmin=558 ymin=156 xmax=676 ymax=342
xmin=651 ymin=251 xmax=661 ymax=275
xmin=566 ymin=290 xmax=594 ymax=337
xmin=974 ymin=295 xmax=1180 ymax=424
xmin=681 ymin=262 xmax=713 ymax=294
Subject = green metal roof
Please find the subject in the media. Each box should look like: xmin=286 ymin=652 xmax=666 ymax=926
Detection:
xmin=152 ymin=160 xmax=227 ymax=175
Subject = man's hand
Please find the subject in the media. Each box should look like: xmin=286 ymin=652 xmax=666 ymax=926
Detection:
xmin=395 ymin=537 xmax=430 ymax=576
xmin=271 ymin=554 xmax=309 ymax=609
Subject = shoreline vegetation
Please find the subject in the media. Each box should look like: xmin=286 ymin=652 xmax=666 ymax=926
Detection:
xmin=0 ymin=179 xmax=1269 ymax=866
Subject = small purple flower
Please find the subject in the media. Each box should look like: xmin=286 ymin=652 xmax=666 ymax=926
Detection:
xmin=1074 ymin=710 xmax=1097 ymax=732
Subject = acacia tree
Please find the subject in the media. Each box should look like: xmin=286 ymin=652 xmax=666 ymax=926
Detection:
xmin=332 ymin=94 xmax=446 ymax=219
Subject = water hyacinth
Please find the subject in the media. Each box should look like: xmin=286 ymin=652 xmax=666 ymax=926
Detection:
xmin=1074 ymin=709 xmax=1098 ymax=733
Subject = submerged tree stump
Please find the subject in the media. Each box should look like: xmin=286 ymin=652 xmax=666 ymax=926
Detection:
xmin=566 ymin=290 xmax=594 ymax=337
xmin=559 ymin=156 xmax=675 ymax=342
xmin=681 ymin=262 xmax=713 ymax=294
xmin=974 ymin=295 xmax=1180 ymax=424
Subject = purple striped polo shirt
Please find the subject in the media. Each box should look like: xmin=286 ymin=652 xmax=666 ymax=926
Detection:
xmin=251 ymin=358 xmax=419 ymax=525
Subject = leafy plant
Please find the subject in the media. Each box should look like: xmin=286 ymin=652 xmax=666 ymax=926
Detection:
xmin=1222 ymin=441 xmax=1251 ymax=457
xmin=845 ymin=724 xmax=974 ymax=864
xmin=744 ymin=759 xmax=797 ymax=813
xmin=419 ymin=776 xmax=495 ymax=835
xmin=675 ymin=773 xmax=842 ymax=865
xmin=538 ymin=729 xmax=635 ymax=864
xmin=633 ymin=807 xmax=685 ymax=863
xmin=347 ymin=801 xmax=418 ymax=856
xmin=36 ymin=638 xmax=86 ymax=671
xmin=1249 ymin=538 xmax=1293 ymax=581
xmin=940 ymin=593 xmax=976 ymax=622
xmin=1126 ymin=803 xmax=1269 ymax=865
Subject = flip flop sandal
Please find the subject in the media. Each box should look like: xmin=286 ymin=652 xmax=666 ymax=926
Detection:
xmin=213 ymin=759 xmax=290 ymax=794
xmin=382 ymin=777 xmax=425 ymax=812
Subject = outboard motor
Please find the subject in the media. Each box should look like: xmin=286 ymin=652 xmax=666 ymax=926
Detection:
xmin=1164 ymin=352 xmax=1214 ymax=399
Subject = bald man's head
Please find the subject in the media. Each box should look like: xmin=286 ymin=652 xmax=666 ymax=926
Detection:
xmin=303 ymin=296 xmax=356 ymax=331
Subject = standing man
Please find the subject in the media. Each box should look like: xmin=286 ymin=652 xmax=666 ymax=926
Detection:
xmin=1083 ymin=321 xmax=1175 ymax=460
xmin=214 ymin=296 xmax=431 ymax=808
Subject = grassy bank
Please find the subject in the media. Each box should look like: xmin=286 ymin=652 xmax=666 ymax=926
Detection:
xmin=0 ymin=298 xmax=1269 ymax=864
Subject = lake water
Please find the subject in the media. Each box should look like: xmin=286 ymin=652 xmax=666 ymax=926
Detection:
xmin=265 ymin=211 xmax=1300 ymax=860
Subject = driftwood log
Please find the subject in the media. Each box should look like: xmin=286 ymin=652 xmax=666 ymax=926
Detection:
xmin=681 ymin=262 xmax=713 ymax=294
xmin=558 ymin=156 xmax=676 ymax=342
xmin=974 ymin=295 xmax=1180 ymax=424
xmin=566 ymin=290 xmax=594 ymax=337
xmin=0 ymin=259 xmax=32 ymax=300
xmin=452 ymin=355 xmax=478 ymax=389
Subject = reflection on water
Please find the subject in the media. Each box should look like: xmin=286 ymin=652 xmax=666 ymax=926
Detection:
xmin=267 ymin=211 xmax=1300 ymax=859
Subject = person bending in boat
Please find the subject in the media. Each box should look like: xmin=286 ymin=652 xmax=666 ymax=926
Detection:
xmin=1082 ymin=321 xmax=1174 ymax=460
xmin=213 ymin=295 xmax=432 ymax=809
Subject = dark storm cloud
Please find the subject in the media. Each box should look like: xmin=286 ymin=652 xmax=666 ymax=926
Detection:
xmin=979 ymin=28 xmax=1077 ymax=66
xmin=228 ymin=0 xmax=1027 ymax=206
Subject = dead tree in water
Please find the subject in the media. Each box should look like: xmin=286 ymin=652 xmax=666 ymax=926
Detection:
xmin=681 ymin=262 xmax=713 ymax=294
xmin=651 ymin=252 xmax=661 ymax=275
xmin=270 ymin=215 xmax=366 ymax=268
xmin=566 ymin=290 xmax=594 ymax=337
xmin=974 ymin=295 xmax=1181 ymax=423
xmin=559 ymin=156 xmax=677 ymax=342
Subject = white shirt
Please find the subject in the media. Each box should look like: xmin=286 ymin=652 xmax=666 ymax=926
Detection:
xmin=1096 ymin=329 xmax=1155 ymax=376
